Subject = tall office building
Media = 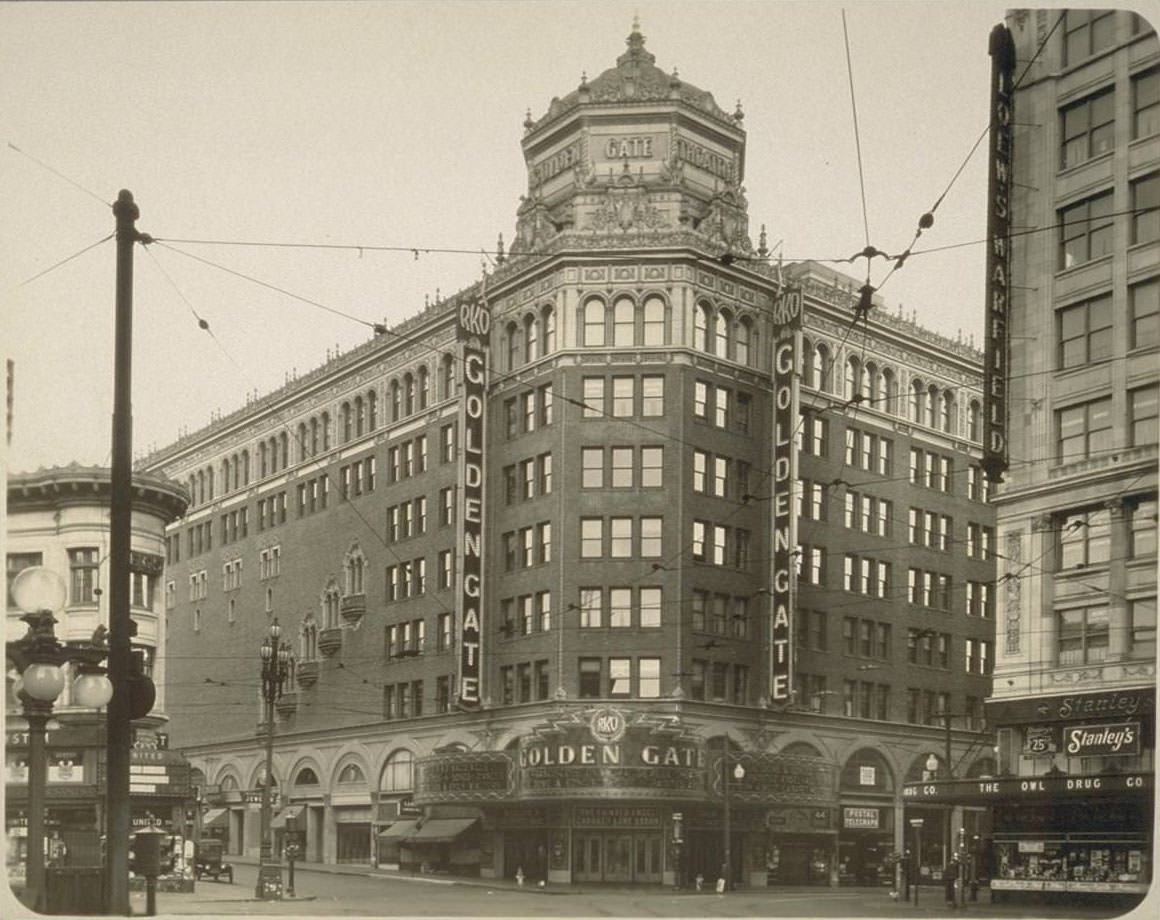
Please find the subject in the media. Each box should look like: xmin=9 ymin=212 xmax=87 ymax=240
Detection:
xmin=141 ymin=23 xmax=994 ymax=887
xmin=905 ymin=10 xmax=1156 ymax=909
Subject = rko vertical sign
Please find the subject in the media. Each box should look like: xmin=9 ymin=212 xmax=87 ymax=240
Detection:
xmin=769 ymin=287 xmax=802 ymax=703
xmin=983 ymin=23 xmax=1015 ymax=484
xmin=457 ymin=297 xmax=490 ymax=709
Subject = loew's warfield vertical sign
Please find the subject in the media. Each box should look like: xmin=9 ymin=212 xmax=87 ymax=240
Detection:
xmin=769 ymin=287 xmax=802 ymax=703
xmin=457 ymin=297 xmax=491 ymax=709
xmin=983 ymin=23 xmax=1015 ymax=484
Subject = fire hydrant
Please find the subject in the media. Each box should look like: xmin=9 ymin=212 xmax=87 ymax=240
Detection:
xmin=515 ymin=866 xmax=525 ymax=887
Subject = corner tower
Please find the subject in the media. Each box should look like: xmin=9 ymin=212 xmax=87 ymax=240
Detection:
xmin=512 ymin=20 xmax=755 ymax=259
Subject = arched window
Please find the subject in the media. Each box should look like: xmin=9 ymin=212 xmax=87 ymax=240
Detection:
xmin=293 ymin=767 xmax=320 ymax=787
xmin=441 ymin=354 xmax=455 ymax=398
xmin=345 ymin=545 xmax=366 ymax=596
xmin=941 ymin=391 xmax=955 ymax=433
xmin=403 ymin=373 xmax=415 ymax=416
xmin=221 ymin=460 xmax=230 ymax=493
xmin=300 ymin=614 xmax=318 ymax=659
xmin=642 ymin=296 xmax=665 ymax=346
xmin=736 ymin=317 xmax=752 ymax=366
xmin=279 ymin=433 xmax=289 ymax=469
xmin=583 ymin=298 xmax=605 ymax=346
xmin=318 ymin=413 xmax=329 ymax=452
xmin=258 ymin=443 xmax=268 ymax=479
xmin=390 ymin=380 xmax=401 ymax=421
xmin=379 ymin=750 xmax=413 ymax=792
xmin=866 ymin=362 xmax=880 ymax=406
xmin=206 ymin=467 xmax=214 ymax=500
xmin=310 ymin=418 xmax=319 ymax=456
xmin=968 ymin=400 xmax=981 ymax=442
xmin=416 ymin=369 xmax=428 ymax=411
xmin=613 ymin=296 xmax=635 ymax=346
xmin=714 ymin=310 xmax=729 ymax=357
xmin=910 ymin=379 xmax=925 ymax=423
xmin=189 ymin=474 xmax=198 ymax=506
xmin=297 ymin=422 xmax=309 ymax=459
xmin=354 ymin=395 xmax=365 ymax=436
xmin=525 ymin=314 xmax=539 ymax=361
xmin=801 ymin=337 xmax=814 ymax=385
xmin=322 ymin=583 xmax=341 ymax=630
xmin=883 ymin=368 xmax=898 ymax=415
xmin=927 ymin=384 xmax=939 ymax=428
xmin=695 ymin=302 xmax=710 ymax=352
xmin=813 ymin=343 xmax=831 ymax=392
xmin=337 ymin=763 xmax=366 ymax=784
xmin=846 ymin=355 xmax=862 ymax=399
xmin=367 ymin=390 xmax=378 ymax=429
xmin=542 ymin=306 xmax=556 ymax=354
xmin=242 ymin=450 xmax=250 ymax=485
xmin=506 ymin=321 xmax=522 ymax=370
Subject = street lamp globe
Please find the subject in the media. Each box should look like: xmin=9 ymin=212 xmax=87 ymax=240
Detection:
xmin=269 ymin=618 xmax=282 ymax=641
xmin=73 ymin=670 xmax=114 ymax=708
xmin=926 ymin=754 xmax=940 ymax=776
xmin=11 ymin=566 xmax=67 ymax=614
xmin=21 ymin=662 xmax=65 ymax=702
xmin=732 ymin=762 xmax=746 ymax=781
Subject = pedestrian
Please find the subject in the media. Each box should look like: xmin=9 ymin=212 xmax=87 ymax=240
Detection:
xmin=942 ymin=857 xmax=958 ymax=908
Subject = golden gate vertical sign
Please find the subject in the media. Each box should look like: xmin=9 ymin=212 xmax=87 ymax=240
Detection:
xmin=983 ymin=22 xmax=1015 ymax=484
xmin=769 ymin=287 xmax=802 ymax=704
xmin=457 ymin=296 xmax=490 ymax=709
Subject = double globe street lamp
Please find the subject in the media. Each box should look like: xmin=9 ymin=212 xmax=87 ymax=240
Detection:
xmin=8 ymin=567 xmax=113 ymax=912
xmin=256 ymin=618 xmax=292 ymax=900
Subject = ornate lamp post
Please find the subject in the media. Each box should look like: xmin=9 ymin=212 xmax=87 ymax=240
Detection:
xmin=255 ymin=618 xmax=290 ymax=900
xmin=721 ymin=744 xmax=746 ymax=892
xmin=7 ymin=567 xmax=112 ymax=912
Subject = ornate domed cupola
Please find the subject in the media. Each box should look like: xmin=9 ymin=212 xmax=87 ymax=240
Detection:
xmin=511 ymin=18 xmax=753 ymax=259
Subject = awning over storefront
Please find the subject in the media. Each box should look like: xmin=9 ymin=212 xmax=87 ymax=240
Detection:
xmin=201 ymin=808 xmax=229 ymax=829
xmin=404 ymin=818 xmax=478 ymax=844
xmin=270 ymin=804 xmax=305 ymax=829
xmin=376 ymin=819 xmax=419 ymax=842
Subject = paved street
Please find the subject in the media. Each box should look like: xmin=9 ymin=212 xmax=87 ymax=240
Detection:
xmin=125 ymin=861 xmax=1147 ymax=919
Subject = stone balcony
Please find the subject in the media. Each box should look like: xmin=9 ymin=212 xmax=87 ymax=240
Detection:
xmin=340 ymin=593 xmax=367 ymax=626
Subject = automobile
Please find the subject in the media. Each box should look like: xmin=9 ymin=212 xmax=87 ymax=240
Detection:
xmin=194 ymin=838 xmax=233 ymax=883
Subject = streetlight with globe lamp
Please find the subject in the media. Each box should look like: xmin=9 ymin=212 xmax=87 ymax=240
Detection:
xmin=720 ymin=743 xmax=746 ymax=891
xmin=7 ymin=566 xmax=112 ymax=912
xmin=255 ymin=618 xmax=291 ymax=900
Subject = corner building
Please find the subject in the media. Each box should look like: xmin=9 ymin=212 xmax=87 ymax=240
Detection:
xmin=143 ymin=25 xmax=995 ymax=887
xmin=938 ymin=9 xmax=1155 ymax=908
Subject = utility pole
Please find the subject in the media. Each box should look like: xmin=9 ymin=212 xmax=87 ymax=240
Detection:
xmin=106 ymin=189 xmax=139 ymax=915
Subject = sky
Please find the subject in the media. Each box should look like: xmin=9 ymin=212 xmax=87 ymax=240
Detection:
xmin=2 ymin=0 xmax=1013 ymax=474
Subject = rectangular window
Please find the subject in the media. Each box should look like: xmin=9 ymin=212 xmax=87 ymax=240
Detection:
xmin=581 ymin=447 xmax=604 ymax=488
xmin=1057 ymin=397 xmax=1112 ymax=461
xmin=440 ymin=423 xmax=456 ymax=463
xmin=1058 ymin=295 xmax=1113 ymax=368
xmin=580 ymin=518 xmax=603 ymax=558
xmin=609 ymin=517 xmax=632 ymax=558
xmin=1131 ymin=278 xmax=1160 ymax=349
xmin=522 ymin=391 xmax=536 ymax=433
xmin=1134 ymin=67 xmax=1160 ymax=139
xmin=1129 ymin=497 xmax=1158 ymax=558
xmin=1130 ymin=598 xmax=1157 ymax=658
xmin=579 ymin=658 xmax=602 ymax=698
xmin=714 ymin=387 xmax=730 ymax=429
xmin=693 ymin=450 xmax=707 ymax=494
xmin=610 ymin=377 xmax=634 ymax=417
xmin=640 ymin=587 xmax=662 ymax=628
xmin=611 ymin=446 xmax=633 ymax=488
xmin=639 ymin=658 xmax=661 ymax=698
xmin=579 ymin=588 xmax=602 ymax=628
xmin=1130 ymin=385 xmax=1159 ymax=447
xmin=537 ymin=521 xmax=552 ymax=564
xmin=640 ymin=446 xmax=663 ymax=488
xmin=641 ymin=376 xmax=664 ymax=416
xmin=694 ymin=381 xmax=709 ymax=419
xmin=1133 ymin=173 xmax=1160 ymax=244
xmin=640 ymin=516 xmax=662 ymax=558
xmin=1064 ymin=10 xmax=1116 ymax=65
xmin=538 ymin=383 xmax=554 ymax=427
xmin=1058 ymin=605 xmax=1110 ymax=664
xmin=538 ymin=452 xmax=553 ymax=494
xmin=609 ymin=588 xmax=632 ymax=628
xmin=537 ymin=591 xmax=551 ymax=632
xmin=1060 ymin=89 xmax=1114 ymax=169
xmin=68 ymin=548 xmax=99 ymax=605
xmin=1059 ymin=507 xmax=1112 ymax=568
xmin=691 ymin=590 xmax=707 ymax=632
xmin=608 ymin=658 xmax=631 ymax=697
xmin=582 ymin=377 xmax=604 ymax=418
xmin=439 ymin=486 xmax=455 ymax=526
xmin=1060 ymin=191 xmax=1114 ymax=268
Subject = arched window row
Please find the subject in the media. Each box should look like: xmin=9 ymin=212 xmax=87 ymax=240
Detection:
xmin=503 ymin=304 xmax=557 ymax=372
xmin=186 ymin=465 xmax=217 ymax=508
xmin=577 ymin=295 xmax=671 ymax=351
xmin=339 ymin=388 xmax=380 ymax=444
xmin=387 ymin=365 xmax=431 ymax=424
xmin=693 ymin=300 xmax=756 ymax=367
xmin=808 ymin=337 xmax=981 ymax=441
xmin=321 ymin=581 xmax=341 ymax=630
xmin=300 ymin=612 xmax=319 ymax=661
